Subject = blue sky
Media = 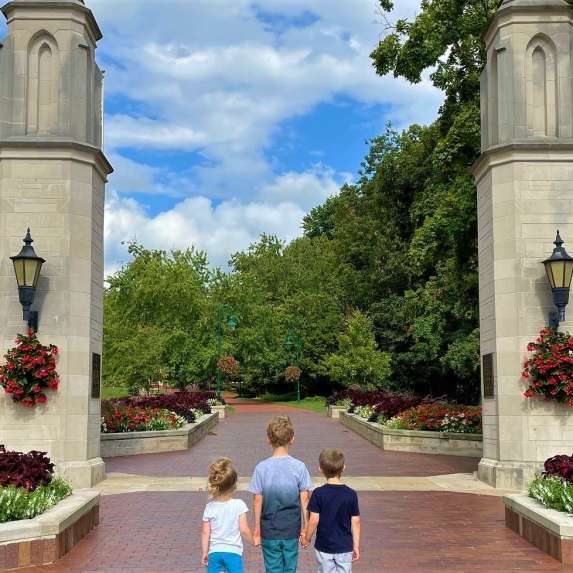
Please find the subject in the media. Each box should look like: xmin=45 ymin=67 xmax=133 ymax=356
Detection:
xmin=8 ymin=0 xmax=444 ymax=273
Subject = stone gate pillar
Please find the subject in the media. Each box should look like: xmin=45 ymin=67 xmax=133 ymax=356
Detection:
xmin=0 ymin=0 xmax=112 ymax=488
xmin=474 ymin=0 xmax=573 ymax=490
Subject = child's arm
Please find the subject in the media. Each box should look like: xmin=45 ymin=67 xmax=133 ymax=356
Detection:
xmin=300 ymin=490 xmax=310 ymax=533
xmin=201 ymin=521 xmax=211 ymax=566
xmin=303 ymin=511 xmax=320 ymax=546
xmin=239 ymin=513 xmax=254 ymax=545
xmin=253 ymin=494 xmax=263 ymax=547
xmin=351 ymin=516 xmax=361 ymax=562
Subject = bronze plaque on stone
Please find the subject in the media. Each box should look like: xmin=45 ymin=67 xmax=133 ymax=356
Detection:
xmin=91 ymin=353 xmax=101 ymax=399
xmin=482 ymin=353 xmax=495 ymax=399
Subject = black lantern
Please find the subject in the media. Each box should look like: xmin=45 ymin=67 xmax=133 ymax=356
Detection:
xmin=10 ymin=229 xmax=45 ymax=332
xmin=543 ymin=230 xmax=573 ymax=327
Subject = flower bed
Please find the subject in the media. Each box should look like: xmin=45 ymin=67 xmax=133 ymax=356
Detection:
xmin=528 ymin=455 xmax=573 ymax=512
xmin=102 ymin=390 xmax=220 ymax=432
xmin=101 ymin=403 xmax=186 ymax=434
xmin=0 ymin=446 xmax=71 ymax=524
xmin=328 ymin=390 xmax=481 ymax=434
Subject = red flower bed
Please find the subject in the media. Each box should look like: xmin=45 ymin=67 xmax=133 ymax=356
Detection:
xmin=396 ymin=403 xmax=482 ymax=433
xmin=0 ymin=332 xmax=59 ymax=408
xmin=101 ymin=402 xmax=185 ymax=433
xmin=543 ymin=454 xmax=573 ymax=482
xmin=110 ymin=390 xmax=216 ymax=423
xmin=327 ymin=389 xmax=425 ymax=418
xmin=0 ymin=445 xmax=54 ymax=492
xmin=522 ymin=328 xmax=573 ymax=406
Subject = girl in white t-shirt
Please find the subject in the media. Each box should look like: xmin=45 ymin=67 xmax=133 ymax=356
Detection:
xmin=202 ymin=457 xmax=253 ymax=573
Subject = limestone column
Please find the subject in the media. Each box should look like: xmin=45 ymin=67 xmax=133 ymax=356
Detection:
xmin=474 ymin=0 xmax=573 ymax=489
xmin=0 ymin=0 xmax=112 ymax=488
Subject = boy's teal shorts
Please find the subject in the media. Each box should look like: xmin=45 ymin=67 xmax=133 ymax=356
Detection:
xmin=261 ymin=538 xmax=299 ymax=573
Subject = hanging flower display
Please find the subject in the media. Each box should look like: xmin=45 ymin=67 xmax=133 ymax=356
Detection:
xmin=217 ymin=355 xmax=239 ymax=378
xmin=0 ymin=331 xmax=59 ymax=408
xmin=522 ymin=327 xmax=573 ymax=406
xmin=285 ymin=365 xmax=302 ymax=383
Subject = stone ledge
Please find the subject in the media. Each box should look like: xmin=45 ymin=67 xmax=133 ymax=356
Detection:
xmin=327 ymin=405 xmax=347 ymax=419
xmin=101 ymin=412 xmax=218 ymax=458
xmin=504 ymin=493 xmax=573 ymax=563
xmin=341 ymin=413 xmax=483 ymax=458
xmin=0 ymin=489 xmax=99 ymax=571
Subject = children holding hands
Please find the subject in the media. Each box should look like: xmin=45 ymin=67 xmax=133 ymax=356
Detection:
xmin=201 ymin=420 xmax=360 ymax=573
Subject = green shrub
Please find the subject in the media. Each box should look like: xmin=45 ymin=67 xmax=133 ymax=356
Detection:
xmin=384 ymin=416 xmax=409 ymax=430
xmin=529 ymin=476 xmax=573 ymax=513
xmin=0 ymin=477 xmax=72 ymax=523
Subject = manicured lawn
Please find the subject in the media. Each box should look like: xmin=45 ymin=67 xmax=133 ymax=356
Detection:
xmin=102 ymin=385 xmax=130 ymax=399
xmin=272 ymin=396 xmax=326 ymax=413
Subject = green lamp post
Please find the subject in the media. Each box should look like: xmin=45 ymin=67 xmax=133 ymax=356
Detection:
xmin=215 ymin=304 xmax=238 ymax=398
xmin=285 ymin=328 xmax=302 ymax=402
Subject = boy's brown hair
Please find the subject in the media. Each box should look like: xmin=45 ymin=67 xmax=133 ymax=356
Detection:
xmin=267 ymin=415 xmax=295 ymax=447
xmin=319 ymin=448 xmax=345 ymax=478
xmin=208 ymin=457 xmax=238 ymax=498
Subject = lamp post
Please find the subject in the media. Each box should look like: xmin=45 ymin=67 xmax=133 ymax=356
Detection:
xmin=285 ymin=328 xmax=302 ymax=402
xmin=543 ymin=230 xmax=573 ymax=329
xmin=215 ymin=304 xmax=237 ymax=398
xmin=10 ymin=229 xmax=45 ymax=332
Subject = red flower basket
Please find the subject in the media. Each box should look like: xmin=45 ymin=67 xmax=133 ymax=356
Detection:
xmin=0 ymin=331 xmax=59 ymax=408
xmin=284 ymin=366 xmax=302 ymax=383
xmin=217 ymin=356 xmax=239 ymax=378
xmin=522 ymin=327 xmax=573 ymax=406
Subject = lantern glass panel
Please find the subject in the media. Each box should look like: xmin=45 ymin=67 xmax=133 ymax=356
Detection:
xmin=24 ymin=259 xmax=39 ymax=287
xmin=551 ymin=260 xmax=565 ymax=288
xmin=12 ymin=259 xmax=25 ymax=287
xmin=565 ymin=260 xmax=573 ymax=289
xmin=545 ymin=261 xmax=556 ymax=289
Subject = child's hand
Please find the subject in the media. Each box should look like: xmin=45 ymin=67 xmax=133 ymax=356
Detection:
xmin=352 ymin=548 xmax=360 ymax=562
xmin=201 ymin=553 xmax=209 ymax=566
xmin=300 ymin=534 xmax=310 ymax=548
xmin=253 ymin=530 xmax=261 ymax=547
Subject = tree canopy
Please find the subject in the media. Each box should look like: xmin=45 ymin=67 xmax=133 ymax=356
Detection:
xmin=103 ymin=1 xmax=502 ymax=402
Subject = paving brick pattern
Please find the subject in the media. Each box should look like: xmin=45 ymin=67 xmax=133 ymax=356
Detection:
xmin=17 ymin=403 xmax=573 ymax=572
xmin=20 ymin=491 xmax=572 ymax=573
xmin=105 ymin=407 xmax=478 ymax=477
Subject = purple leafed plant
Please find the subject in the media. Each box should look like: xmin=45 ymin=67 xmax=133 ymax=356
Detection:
xmin=543 ymin=455 xmax=573 ymax=482
xmin=0 ymin=445 xmax=54 ymax=492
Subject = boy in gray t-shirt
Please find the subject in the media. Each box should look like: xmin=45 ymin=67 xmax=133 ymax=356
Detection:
xmin=249 ymin=415 xmax=313 ymax=573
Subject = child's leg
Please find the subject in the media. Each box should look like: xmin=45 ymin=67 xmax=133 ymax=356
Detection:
xmin=282 ymin=538 xmax=299 ymax=573
xmin=315 ymin=550 xmax=335 ymax=573
xmin=207 ymin=553 xmax=225 ymax=573
xmin=221 ymin=552 xmax=244 ymax=573
xmin=332 ymin=552 xmax=353 ymax=573
xmin=262 ymin=539 xmax=285 ymax=573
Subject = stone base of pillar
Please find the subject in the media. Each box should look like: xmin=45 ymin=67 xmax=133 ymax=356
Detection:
xmin=57 ymin=458 xmax=106 ymax=489
xmin=478 ymin=457 xmax=540 ymax=491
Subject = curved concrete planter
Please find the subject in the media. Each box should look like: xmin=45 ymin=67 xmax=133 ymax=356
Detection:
xmin=0 ymin=490 xmax=99 ymax=571
xmin=505 ymin=493 xmax=573 ymax=563
xmin=327 ymin=405 xmax=347 ymax=419
xmin=340 ymin=412 xmax=482 ymax=458
xmin=101 ymin=412 xmax=218 ymax=458
xmin=212 ymin=405 xmax=227 ymax=419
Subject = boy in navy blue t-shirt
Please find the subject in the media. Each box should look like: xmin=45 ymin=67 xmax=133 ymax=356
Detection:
xmin=301 ymin=448 xmax=361 ymax=573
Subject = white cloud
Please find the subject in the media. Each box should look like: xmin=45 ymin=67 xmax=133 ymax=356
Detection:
xmin=89 ymin=0 xmax=440 ymax=272
xmin=105 ymin=191 xmax=306 ymax=272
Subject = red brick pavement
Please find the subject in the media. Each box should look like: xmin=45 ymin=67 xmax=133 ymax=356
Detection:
xmin=105 ymin=406 xmax=478 ymax=477
xmin=20 ymin=491 xmax=571 ymax=573
xmin=15 ymin=403 xmax=572 ymax=572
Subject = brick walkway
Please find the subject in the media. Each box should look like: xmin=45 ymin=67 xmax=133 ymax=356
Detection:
xmin=20 ymin=403 xmax=573 ymax=572
xmin=105 ymin=406 xmax=478 ymax=477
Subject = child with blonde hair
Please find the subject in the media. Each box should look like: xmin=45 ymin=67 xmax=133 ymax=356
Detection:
xmin=202 ymin=457 xmax=253 ymax=573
